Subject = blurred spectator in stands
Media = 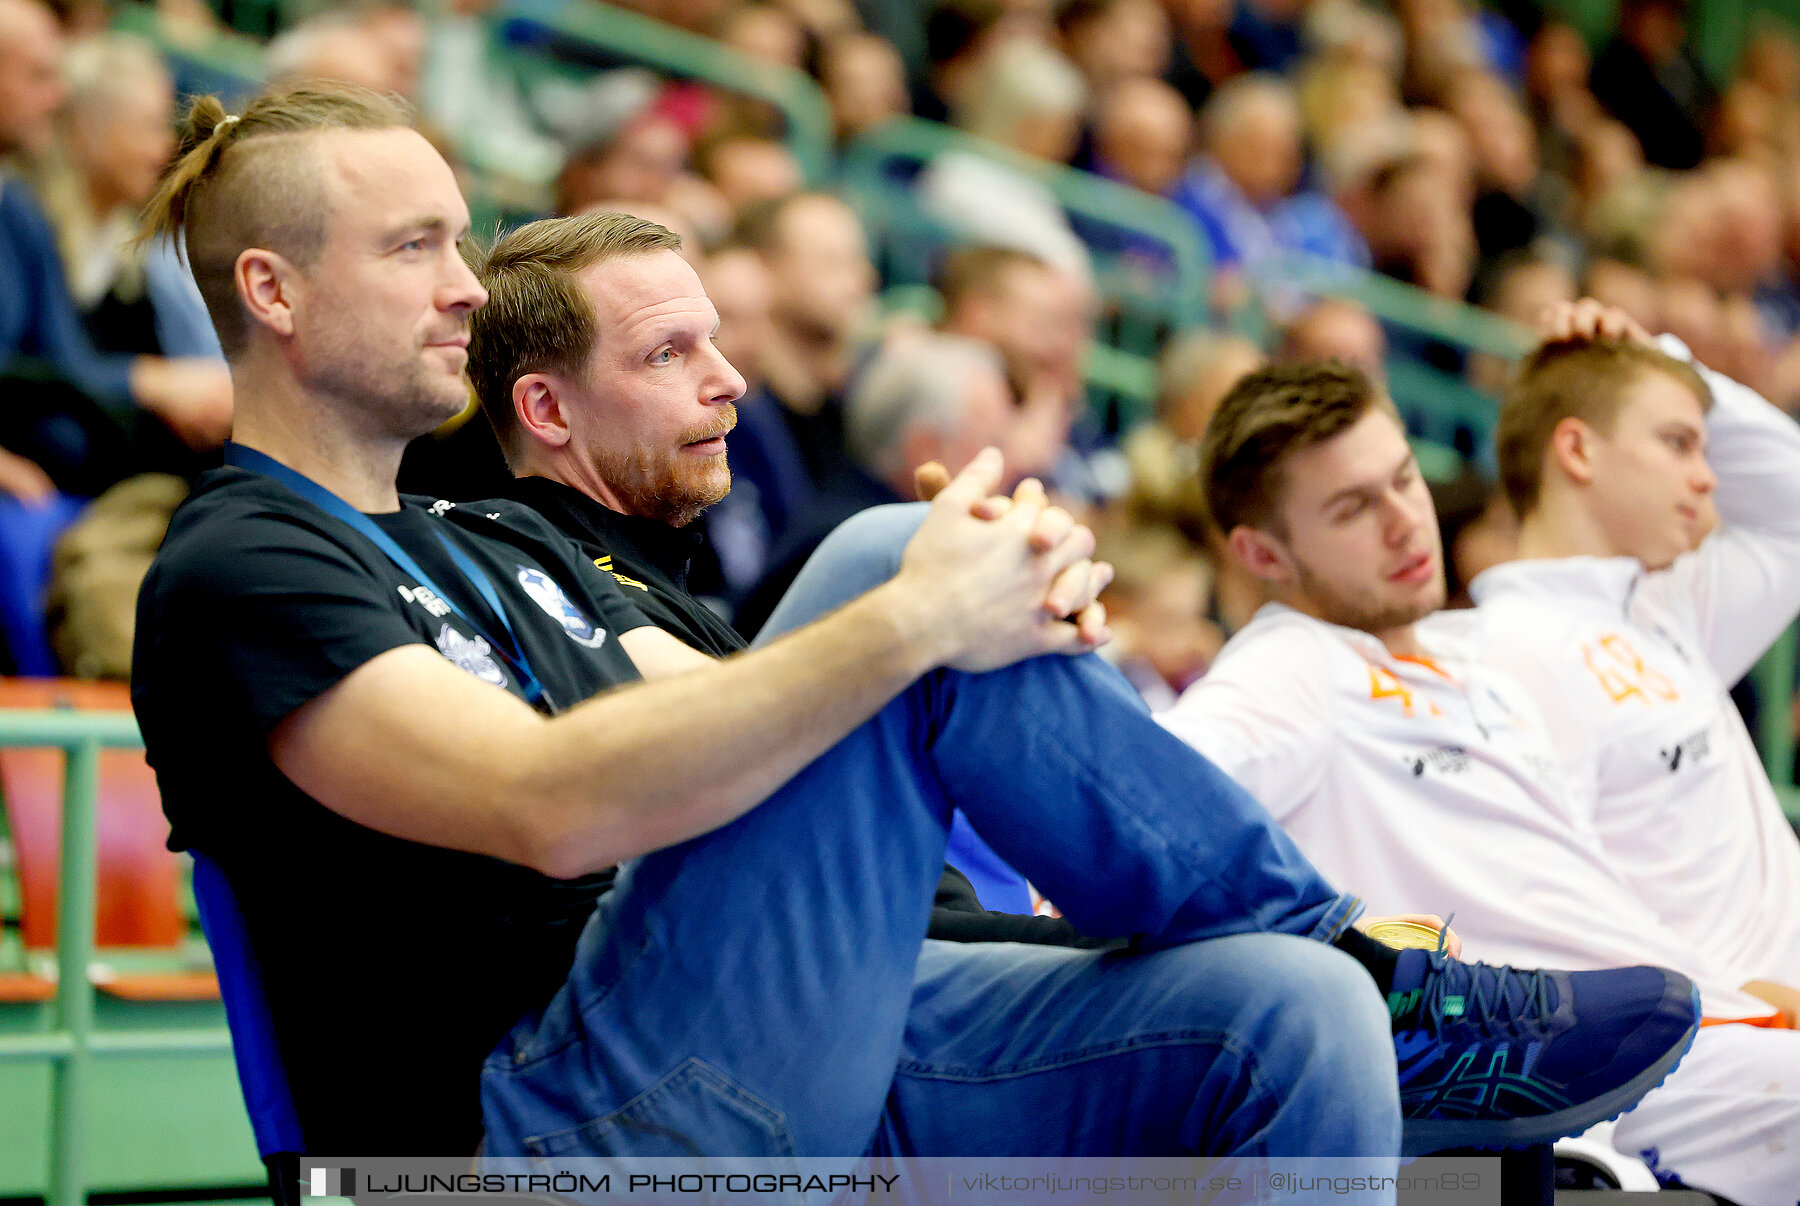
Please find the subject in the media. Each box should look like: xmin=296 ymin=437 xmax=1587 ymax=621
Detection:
xmin=693 ymin=243 xmax=783 ymax=602
xmin=355 ymin=0 xmax=426 ymax=98
xmin=1277 ymin=296 xmax=1387 ymax=382
xmin=30 ymin=36 xmax=219 ymax=371
xmin=1652 ymin=168 xmax=1727 ymax=289
xmin=1743 ymin=18 xmax=1800 ymax=98
xmin=1353 ymin=153 xmax=1476 ymax=301
xmin=843 ymin=334 xmax=1015 ymax=500
xmin=1057 ymin=0 xmax=1171 ymax=96
xmin=1778 ymin=157 xmax=1800 ymax=315
xmin=12 ymin=22 xmax=232 ymax=678
xmin=1394 ymin=0 xmax=1520 ymax=105
xmin=573 ymin=201 xmax=704 ymax=263
xmin=1658 ymin=274 xmax=1737 ymax=377
xmin=694 ymin=128 xmax=803 ymax=219
xmin=1296 ymin=54 xmax=1403 ymax=162
xmin=1149 ymin=328 xmax=1262 ymax=446
xmin=1122 ymin=328 xmax=1262 ymax=628
xmin=1469 ymin=248 xmax=1573 ymax=390
xmin=553 ymin=88 xmax=730 ymax=240
xmin=716 ymin=1 xmax=808 ymax=70
xmin=1711 ymin=79 xmax=1786 ymax=162
xmin=1090 ymin=76 xmax=1191 ymax=197
xmin=730 ymin=190 xmax=875 ymax=545
xmin=1590 ymin=0 xmax=1712 ymax=171
xmin=1480 ymin=247 xmax=1576 ymax=329
xmin=1524 ymin=19 xmax=1601 ymax=187
xmin=1585 ymin=255 xmax=1662 ymax=333
xmin=937 ymin=246 xmax=1079 ymax=410
xmin=1408 ymin=105 xmax=1477 ymax=207
xmin=1570 ymin=118 xmax=1646 ymax=229
xmin=919 ymin=36 xmax=1093 ymax=276
xmin=1123 ymin=340 xmax=1267 ymax=640
xmin=266 ymin=18 xmax=391 ymax=92
xmin=421 ymin=0 xmax=562 ymax=189
xmin=1321 ymin=111 xmax=1421 ymax=250
xmin=914 ymin=0 xmax=1006 ymax=124
xmin=1171 ymin=72 xmax=1365 ymax=311
xmin=1710 ymin=158 xmax=1795 ymax=331
xmin=1444 ymin=68 xmax=1555 ymax=272
xmin=735 ymin=332 xmax=1014 ymax=633
xmin=936 ymin=244 xmax=1108 ymax=500
xmin=818 ymin=31 xmax=908 ymax=145
xmin=1302 ymin=0 xmax=1404 ymax=76
xmin=1161 ymin=0 xmax=1242 ymax=110
xmin=1122 ymin=327 xmax=1258 ymax=533
xmin=1094 ymin=519 xmax=1219 ymax=708
xmin=267 ymin=8 xmax=419 ymax=99
xmin=1174 ymin=72 xmax=1299 ymax=268
xmin=0 ymin=0 xmax=230 ymax=499
xmin=704 ymin=246 xmax=778 ymax=392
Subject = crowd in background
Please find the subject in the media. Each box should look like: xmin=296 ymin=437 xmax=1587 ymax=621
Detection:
xmin=6 ymin=0 xmax=1800 ymax=733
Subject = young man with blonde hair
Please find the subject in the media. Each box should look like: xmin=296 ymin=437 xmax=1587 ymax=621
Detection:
xmin=1161 ymin=306 xmax=1800 ymax=1202
xmin=1471 ymin=305 xmax=1800 ymax=1021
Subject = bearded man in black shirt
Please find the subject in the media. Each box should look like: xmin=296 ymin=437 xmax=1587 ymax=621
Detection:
xmin=131 ymin=82 xmax=1698 ymax=1169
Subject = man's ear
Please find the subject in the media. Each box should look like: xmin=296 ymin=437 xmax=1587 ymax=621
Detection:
xmin=513 ymin=374 xmax=573 ymax=450
xmin=236 ymin=247 xmax=296 ymax=338
xmin=1547 ymin=415 xmax=1597 ymax=487
xmin=1226 ymin=524 xmax=1293 ymax=585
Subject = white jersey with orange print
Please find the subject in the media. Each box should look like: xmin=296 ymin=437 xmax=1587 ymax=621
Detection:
xmin=1156 ymin=587 xmax=1800 ymax=1205
xmin=1156 ymin=602 xmax=1769 ymax=1019
xmin=1469 ymin=344 xmax=1800 ymax=986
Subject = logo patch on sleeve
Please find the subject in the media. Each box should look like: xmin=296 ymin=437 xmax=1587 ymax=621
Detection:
xmin=516 ymin=566 xmax=608 ymax=647
xmin=435 ymin=624 xmax=507 ymax=685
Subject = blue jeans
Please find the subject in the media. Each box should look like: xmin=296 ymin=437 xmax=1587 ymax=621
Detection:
xmin=480 ymin=504 xmax=1399 ymax=1172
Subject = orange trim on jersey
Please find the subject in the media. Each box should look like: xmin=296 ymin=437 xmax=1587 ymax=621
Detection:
xmin=1700 ymin=1012 xmax=1792 ymax=1030
xmin=1393 ymin=653 xmax=1451 ymax=678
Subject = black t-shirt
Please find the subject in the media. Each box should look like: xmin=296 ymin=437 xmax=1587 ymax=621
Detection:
xmin=494 ymin=476 xmax=1102 ymax=951
xmin=132 ymin=467 xmax=653 ymax=1154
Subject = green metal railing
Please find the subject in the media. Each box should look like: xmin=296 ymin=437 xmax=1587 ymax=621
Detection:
xmin=1254 ymin=251 xmax=1535 ymax=360
xmin=842 ymin=116 xmax=1212 ymax=332
xmin=113 ymin=3 xmax=267 ymax=98
xmin=494 ymin=0 xmax=835 ymax=184
xmin=0 ymin=711 xmax=233 ymax=1206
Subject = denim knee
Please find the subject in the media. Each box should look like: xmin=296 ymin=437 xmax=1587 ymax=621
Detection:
xmin=1255 ymin=939 xmax=1393 ymax=1063
xmin=758 ymin=504 xmax=928 ymax=643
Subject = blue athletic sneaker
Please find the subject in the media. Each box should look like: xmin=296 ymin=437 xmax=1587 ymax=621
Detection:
xmin=1389 ymin=945 xmax=1700 ymax=1156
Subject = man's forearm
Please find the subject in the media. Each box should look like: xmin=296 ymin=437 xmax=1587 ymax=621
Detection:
xmin=518 ymin=577 xmax=952 ymax=878
xmin=275 ymin=455 xmax=1102 ymax=879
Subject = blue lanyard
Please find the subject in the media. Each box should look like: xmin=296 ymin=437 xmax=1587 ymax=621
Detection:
xmin=224 ymin=442 xmax=549 ymax=709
